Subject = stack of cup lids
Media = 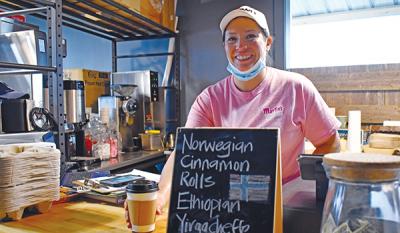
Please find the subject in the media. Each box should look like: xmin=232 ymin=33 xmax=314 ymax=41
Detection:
xmin=0 ymin=144 xmax=60 ymax=214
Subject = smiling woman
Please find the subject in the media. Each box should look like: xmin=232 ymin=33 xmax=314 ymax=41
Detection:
xmin=125 ymin=5 xmax=342 ymax=230
xmin=155 ymin=4 xmax=341 ymax=212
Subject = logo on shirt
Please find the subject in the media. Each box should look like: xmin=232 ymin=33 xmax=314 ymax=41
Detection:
xmin=263 ymin=106 xmax=284 ymax=115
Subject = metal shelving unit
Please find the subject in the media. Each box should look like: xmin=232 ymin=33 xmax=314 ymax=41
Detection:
xmin=0 ymin=0 xmax=181 ymax=176
xmin=0 ymin=1 xmax=66 ymax=176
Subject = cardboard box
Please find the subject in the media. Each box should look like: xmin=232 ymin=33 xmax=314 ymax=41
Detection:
xmin=115 ymin=0 xmax=175 ymax=31
xmin=115 ymin=0 xmax=162 ymax=24
xmin=78 ymin=0 xmax=176 ymax=32
xmin=63 ymin=69 xmax=110 ymax=113
xmin=162 ymin=0 xmax=176 ymax=31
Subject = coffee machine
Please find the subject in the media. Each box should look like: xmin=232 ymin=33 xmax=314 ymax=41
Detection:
xmin=63 ymin=80 xmax=86 ymax=160
xmin=111 ymin=71 xmax=159 ymax=134
xmin=98 ymin=85 xmax=138 ymax=152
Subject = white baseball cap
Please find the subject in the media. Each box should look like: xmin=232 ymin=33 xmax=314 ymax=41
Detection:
xmin=220 ymin=6 xmax=270 ymax=36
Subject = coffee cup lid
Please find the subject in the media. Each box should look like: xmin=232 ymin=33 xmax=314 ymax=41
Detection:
xmin=126 ymin=179 xmax=159 ymax=193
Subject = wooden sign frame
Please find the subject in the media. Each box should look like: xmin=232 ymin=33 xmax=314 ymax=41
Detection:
xmin=167 ymin=127 xmax=282 ymax=233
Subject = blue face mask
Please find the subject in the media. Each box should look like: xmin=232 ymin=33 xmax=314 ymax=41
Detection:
xmin=226 ymin=56 xmax=266 ymax=81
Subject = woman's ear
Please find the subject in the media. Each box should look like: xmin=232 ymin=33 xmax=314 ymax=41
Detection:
xmin=266 ymin=36 xmax=273 ymax=51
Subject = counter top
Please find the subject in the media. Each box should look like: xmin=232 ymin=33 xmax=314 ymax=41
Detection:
xmin=75 ymin=150 xmax=166 ymax=172
xmin=0 ymin=178 xmax=321 ymax=233
xmin=96 ymin=150 xmax=165 ymax=171
xmin=0 ymin=201 xmax=167 ymax=233
xmin=62 ymin=150 xmax=166 ymax=186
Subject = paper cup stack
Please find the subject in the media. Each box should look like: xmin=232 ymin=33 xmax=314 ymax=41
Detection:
xmin=0 ymin=144 xmax=60 ymax=217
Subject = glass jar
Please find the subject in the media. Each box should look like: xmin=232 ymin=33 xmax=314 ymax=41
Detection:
xmin=321 ymin=153 xmax=400 ymax=233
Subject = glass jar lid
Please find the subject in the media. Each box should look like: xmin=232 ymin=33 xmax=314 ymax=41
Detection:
xmin=323 ymin=153 xmax=400 ymax=182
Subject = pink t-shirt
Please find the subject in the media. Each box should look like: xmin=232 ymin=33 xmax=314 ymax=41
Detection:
xmin=185 ymin=67 xmax=340 ymax=184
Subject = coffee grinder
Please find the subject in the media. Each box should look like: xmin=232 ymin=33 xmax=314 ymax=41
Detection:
xmin=98 ymin=84 xmax=138 ymax=152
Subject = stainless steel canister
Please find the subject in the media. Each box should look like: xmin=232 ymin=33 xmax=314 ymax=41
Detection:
xmin=64 ymin=80 xmax=86 ymax=124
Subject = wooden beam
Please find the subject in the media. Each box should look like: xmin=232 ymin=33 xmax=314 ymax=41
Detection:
xmin=333 ymin=105 xmax=400 ymax=124
xmin=321 ymin=92 xmax=386 ymax=106
xmin=306 ymin=70 xmax=400 ymax=91
xmin=384 ymin=91 xmax=400 ymax=105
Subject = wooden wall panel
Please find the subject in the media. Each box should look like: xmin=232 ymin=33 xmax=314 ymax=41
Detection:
xmin=384 ymin=91 xmax=400 ymax=105
xmin=321 ymin=92 xmax=384 ymax=106
xmin=306 ymin=70 xmax=400 ymax=91
xmin=320 ymin=93 xmax=348 ymax=106
xmin=335 ymin=105 xmax=400 ymax=124
xmin=292 ymin=64 xmax=400 ymax=124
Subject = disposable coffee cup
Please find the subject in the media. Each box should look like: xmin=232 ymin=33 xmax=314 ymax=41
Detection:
xmin=126 ymin=180 xmax=159 ymax=233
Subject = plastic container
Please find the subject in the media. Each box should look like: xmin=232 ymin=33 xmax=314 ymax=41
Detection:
xmin=321 ymin=153 xmax=400 ymax=233
xmin=108 ymin=128 xmax=118 ymax=159
xmin=90 ymin=120 xmax=110 ymax=160
xmin=139 ymin=131 xmax=163 ymax=151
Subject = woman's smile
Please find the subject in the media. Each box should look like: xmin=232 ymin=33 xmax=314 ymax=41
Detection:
xmin=234 ymin=54 xmax=255 ymax=69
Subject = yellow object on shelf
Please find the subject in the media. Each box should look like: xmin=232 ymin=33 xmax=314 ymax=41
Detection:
xmin=113 ymin=0 xmax=176 ymax=31
xmin=145 ymin=130 xmax=161 ymax=135
xmin=63 ymin=69 xmax=110 ymax=112
xmin=340 ymin=139 xmax=347 ymax=152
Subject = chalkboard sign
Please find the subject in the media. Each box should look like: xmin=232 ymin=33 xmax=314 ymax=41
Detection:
xmin=167 ymin=127 xmax=282 ymax=233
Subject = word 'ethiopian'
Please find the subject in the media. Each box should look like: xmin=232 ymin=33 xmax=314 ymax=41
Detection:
xmin=182 ymin=133 xmax=254 ymax=158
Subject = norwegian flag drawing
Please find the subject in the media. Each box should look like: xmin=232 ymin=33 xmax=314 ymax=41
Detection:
xmin=229 ymin=174 xmax=270 ymax=203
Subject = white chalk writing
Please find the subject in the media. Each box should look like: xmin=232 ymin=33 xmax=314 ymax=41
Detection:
xmin=177 ymin=191 xmax=241 ymax=218
xmin=180 ymin=155 xmax=250 ymax=172
xmin=182 ymin=133 xmax=253 ymax=158
xmin=176 ymin=213 xmax=250 ymax=233
xmin=180 ymin=171 xmax=216 ymax=189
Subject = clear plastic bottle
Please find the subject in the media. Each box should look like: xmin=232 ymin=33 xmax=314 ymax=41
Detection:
xmin=107 ymin=125 xmax=118 ymax=159
xmin=321 ymin=153 xmax=400 ymax=233
xmin=91 ymin=120 xmax=110 ymax=161
xmin=94 ymin=136 xmax=110 ymax=161
xmin=83 ymin=116 xmax=95 ymax=157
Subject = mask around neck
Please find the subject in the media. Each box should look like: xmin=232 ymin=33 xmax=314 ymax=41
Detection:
xmin=226 ymin=55 xmax=266 ymax=81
